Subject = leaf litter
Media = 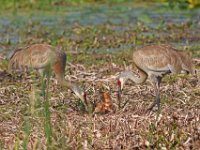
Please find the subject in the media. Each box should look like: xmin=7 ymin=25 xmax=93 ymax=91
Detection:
xmin=0 ymin=57 xmax=199 ymax=149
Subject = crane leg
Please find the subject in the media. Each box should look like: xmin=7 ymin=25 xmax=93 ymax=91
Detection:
xmin=148 ymin=76 xmax=162 ymax=111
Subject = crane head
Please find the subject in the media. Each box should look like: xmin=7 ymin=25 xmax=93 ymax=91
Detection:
xmin=117 ymin=76 xmax=127 ymax=104
xmin=71 ymin=84 xmax=87 ymax=104
xmin=117 ymin=77 xmax=124 ymax=92
xmin=117 ymin=74 xmax=128 ymax=103
xmin=117 ymin=71 xmax=131 ymax=92
xmin=117 ymin=70 xmax=136 ymax=95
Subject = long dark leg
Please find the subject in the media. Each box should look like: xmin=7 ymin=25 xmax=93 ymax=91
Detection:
xmin=148 ymin=76 xmax=162 ymax=111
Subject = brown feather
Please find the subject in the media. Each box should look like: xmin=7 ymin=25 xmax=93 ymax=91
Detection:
xmin=133 ymin=44 xmax=193 ymax=76
xmin=118 ymin=44 xmax=194 ymax=111
xmin=8 ymin=44 xmax=66 ymax=82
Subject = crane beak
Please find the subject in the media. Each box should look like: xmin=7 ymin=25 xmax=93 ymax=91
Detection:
xmin=73 ymin=90 xmax=84 ymax=101
xmin=77 ymin=91 xmax=88 ymax=105
xmin=83 ymin=92 xmax=88 ymax=105
xmin=117 ymin=79 xmax=123 ymax=107
xmin=71 ymin=85 xmax=86 ymax=102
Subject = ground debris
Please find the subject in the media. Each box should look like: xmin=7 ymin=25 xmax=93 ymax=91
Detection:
xmin=0 ymin=62 xmax=199 ymax=149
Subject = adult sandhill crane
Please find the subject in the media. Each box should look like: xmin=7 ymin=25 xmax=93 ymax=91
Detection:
xmin=8 ymin=44 xmax=86 ymax=102
xmin=117 ymin=44 xmax=194 ymax=111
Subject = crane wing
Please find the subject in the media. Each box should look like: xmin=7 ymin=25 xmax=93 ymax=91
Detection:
xmin=8 ymin=44 xmax=57 ymax=71
xmin=133 ymin=44 xmax=182 ymax=74
xmin=28 ymin=46 xmax=56 ymax=69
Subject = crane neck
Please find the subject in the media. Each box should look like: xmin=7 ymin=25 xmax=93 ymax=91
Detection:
xmin=61 ymin=80 xmax=86 ymax=103
xmin=124 ymin=67 xmax=147 ymax=84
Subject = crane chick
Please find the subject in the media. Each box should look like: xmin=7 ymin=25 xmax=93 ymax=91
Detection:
xmin=117 ymin=44 xmax=194 ymax=111
xmin=8 ymin=44 xmax=86 ymax=102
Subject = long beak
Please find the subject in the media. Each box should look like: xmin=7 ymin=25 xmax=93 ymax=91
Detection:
xmin=120 ymin=83 xmax=124 ymax=92
xmin=117 ymin=82 xmax=122 ymax=99
xmin=73 ymin=90 xmax=84 ymax=101
xmin=117 ymin=82 xmax=122 ymax=108
xmin=83 ymin=92 xmax=88 ymax=106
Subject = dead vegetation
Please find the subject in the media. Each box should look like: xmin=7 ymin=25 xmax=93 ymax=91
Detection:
xmin=0 ymin=2 xmax=200 ymax=149
xmin=0 ymin=57 xmax=199 ymax=149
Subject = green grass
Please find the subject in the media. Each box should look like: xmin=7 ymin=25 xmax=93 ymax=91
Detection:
xmin=0 ymin=1 xmax=200 ymax=149
xmin=0 ymin=0 xmax=198 ymax=14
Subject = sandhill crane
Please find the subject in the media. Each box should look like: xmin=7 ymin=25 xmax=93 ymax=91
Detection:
xmin=117 ymin=44 xmax=194 ymax=111
xmin=8 ymin=44 xmax=86 ymax=102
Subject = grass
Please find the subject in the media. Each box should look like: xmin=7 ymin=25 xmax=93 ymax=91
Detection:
xmin=0 ymin=0 xmax=134 ymax=13
xmin=0 ymin=52 xmax=199 ymax=149
xmin=0 ymin=1 xmax=200 ymax=149
xmin=0 ymin=0 xmax=199 ymax=15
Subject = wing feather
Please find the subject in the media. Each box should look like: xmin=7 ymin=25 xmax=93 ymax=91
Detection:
xmin=9 ymin=44 xmax=57 ymax=71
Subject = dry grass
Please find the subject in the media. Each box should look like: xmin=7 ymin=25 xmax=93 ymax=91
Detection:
xmin=0 ymin=1 xmax=200 ymax=149
xmin=0 ymin=57 xmax=200 ymax=149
